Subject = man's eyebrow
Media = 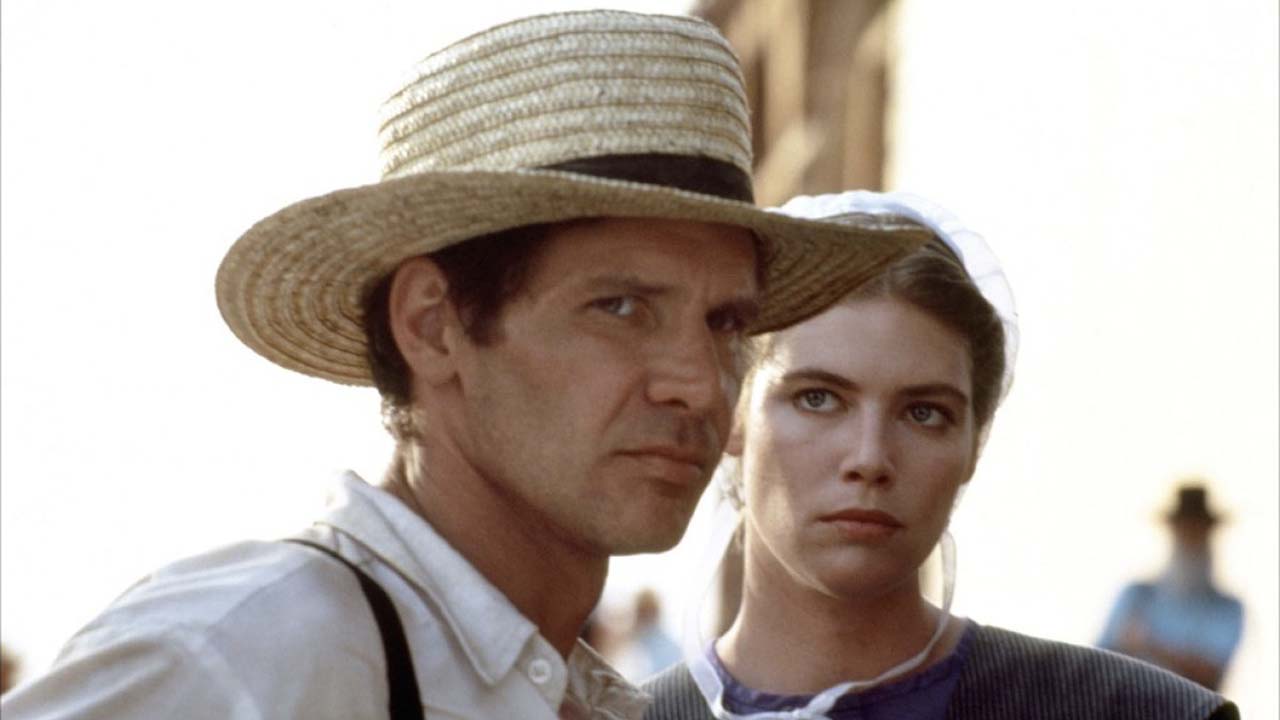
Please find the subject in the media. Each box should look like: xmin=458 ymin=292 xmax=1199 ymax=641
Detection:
xmin=577 ymin=276 xmax=760 ymax=319
xmin=578 ymin=274 xmax=673 ymax=297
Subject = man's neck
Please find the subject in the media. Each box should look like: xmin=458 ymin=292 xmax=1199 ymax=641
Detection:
xmin=380 ymin=440 xmax=607 ymax=658
xmin=1158 ymin=546 xmax=1214 ymax=596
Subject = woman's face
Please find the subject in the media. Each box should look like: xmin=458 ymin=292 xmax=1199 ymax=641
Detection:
xmin=734 ymin=296 xmax=977 ymax=600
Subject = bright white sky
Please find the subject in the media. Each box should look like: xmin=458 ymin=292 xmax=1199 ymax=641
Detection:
xmin=888 ymin=1 xmax=1278 ymax=714
xmin=0 ymin=0 xmax=698 ymax=680
xmin=2 ymin=0 xmax=1277 ymax=715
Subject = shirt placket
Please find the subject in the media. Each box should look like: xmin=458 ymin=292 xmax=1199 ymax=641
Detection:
xmin=517 ymin=637 xmax=570 ymax=713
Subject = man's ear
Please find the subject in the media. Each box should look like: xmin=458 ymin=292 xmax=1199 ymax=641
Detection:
xmin=388 ymin=256 xmax=460 ymax=386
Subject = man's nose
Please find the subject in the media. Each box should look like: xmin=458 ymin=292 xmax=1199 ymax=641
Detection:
xmin=645 ymin=325 xmax=730 ymax=416
xmin=839 ymin=414 xmax=895 ymax=484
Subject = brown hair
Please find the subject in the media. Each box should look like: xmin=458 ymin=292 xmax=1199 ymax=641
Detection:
xmin=362 ymin=223 xmax=555 ymax=438
xmin=850 ymin=240 xmax=1006 ymax=430
xmin=750 ymin=239 xmax=1006 ymax=431
xmin=361 ymin=153 xmax=766 ymax=442
xmin=721 ymin=239 xmax=1006 ymax=511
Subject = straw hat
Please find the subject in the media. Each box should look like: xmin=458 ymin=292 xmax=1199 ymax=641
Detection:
xmin=215 ymin=10 xmax=932 ymax=385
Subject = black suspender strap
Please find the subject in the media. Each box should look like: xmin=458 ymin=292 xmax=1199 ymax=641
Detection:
xmin=285 ymin=539 xmax=424 ymax=720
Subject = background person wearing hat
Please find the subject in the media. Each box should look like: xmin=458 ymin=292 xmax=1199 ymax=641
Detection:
xmin=1098 ymin=483 xmax=1244 ymax=691
xmin=0 ymin=10 xmax=927 ymax=720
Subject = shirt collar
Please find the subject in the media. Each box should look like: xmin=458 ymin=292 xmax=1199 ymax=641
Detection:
xmin=566 ymin=641 xmax=652 ymax=718
xmin=317 ymin=471 xmax=537 ymax=685
xmin=315 ymin=472 xmax=651 ymax=718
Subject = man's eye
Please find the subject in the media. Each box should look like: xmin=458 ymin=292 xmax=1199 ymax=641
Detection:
xmin=795 ymin=389 xmax=840 ymax=412
xmin=592 ymin=296 xmax=638 ymax=317
xmin=706 ymin=309 xmax=746 ymax=334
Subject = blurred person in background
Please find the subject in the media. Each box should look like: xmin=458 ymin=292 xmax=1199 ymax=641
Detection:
xmin=614 ymin=589 xmax=684 ymax=682
xmin=580 ymin=611 xmax=614 ymax=658
xmin=643 ymin=191 xmax=1239 ymax=720
xmin=1098 ymin=483 xmax=1243 ymax=690
xmin=0 ymin=11 xmax=932 ymax=720
xmin=1 ymin=645 xmax=19 ymax=695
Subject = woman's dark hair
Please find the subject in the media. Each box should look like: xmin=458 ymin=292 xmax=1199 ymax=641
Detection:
xmin=745 ymin=239 xmax=1005 ymax=431
xmin=847 ymin=240 xmax=1007 ymax=430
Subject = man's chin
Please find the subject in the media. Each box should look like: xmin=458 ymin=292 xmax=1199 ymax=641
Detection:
xmin=587 ymin=481 xmax=705 ymax=554
xmin=619 ymin=511 xmax=703 ymax=554
xmin=608 ymin=534 xmax=684 ymax=556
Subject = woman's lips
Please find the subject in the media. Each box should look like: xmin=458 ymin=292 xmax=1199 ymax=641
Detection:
xmin=819 ymin=508 xmax=903 ymax=541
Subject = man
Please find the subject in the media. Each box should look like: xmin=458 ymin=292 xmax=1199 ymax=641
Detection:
xmin=1099 ymin=483 xmax=1244 ymax=690
xmin=1 ymin=10 xmax=927 ymax=719
xmin=0 ymin=646 xmax=18 ymax=696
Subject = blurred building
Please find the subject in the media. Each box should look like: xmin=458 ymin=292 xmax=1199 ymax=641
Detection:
xmin=695 ymin=0 xmax=892 ymax=204
xmin=694 ymin=0 xmax=902 ymax=636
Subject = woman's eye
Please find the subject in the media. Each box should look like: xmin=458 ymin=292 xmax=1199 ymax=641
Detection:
xmin=906 ymin=404 xmax=949 ymax=427
xmin=795 ymin=389 xmax=839 ymax=412
xmin=592 ymin=296 xmax=638 ymax=317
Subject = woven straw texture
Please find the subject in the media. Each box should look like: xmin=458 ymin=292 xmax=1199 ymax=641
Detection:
xmin=216 ymin=10 xmax=932 ymax=385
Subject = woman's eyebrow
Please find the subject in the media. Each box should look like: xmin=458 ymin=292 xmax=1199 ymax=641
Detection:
xmin=776 ymin=371 xmax=970 ymax=405
xmin=901 ymin=383 xmax=970 ymax=405
xmin=778 ymin=368 xmax=856 ymax=390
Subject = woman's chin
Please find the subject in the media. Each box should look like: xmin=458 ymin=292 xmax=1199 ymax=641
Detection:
xmin=805 ymin=560 xmax=915 ymax=603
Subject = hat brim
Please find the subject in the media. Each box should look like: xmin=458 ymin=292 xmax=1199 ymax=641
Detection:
xmin=216 ymin=168 xmax=933 ymax=385
xmin=1165 ymin=509 xmax=1223 ymax=524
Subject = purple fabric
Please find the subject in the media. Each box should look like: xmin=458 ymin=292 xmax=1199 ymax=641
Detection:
xmin=708 ymin=620 xmax=975 ymax=720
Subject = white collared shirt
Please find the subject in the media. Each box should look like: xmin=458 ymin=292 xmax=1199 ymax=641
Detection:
xmin=2 ymin=472 xmax=649 ymax=719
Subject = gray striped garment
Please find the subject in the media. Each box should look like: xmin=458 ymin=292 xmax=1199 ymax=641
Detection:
xmin=641 ymin=623 xmax=1239 ymax=720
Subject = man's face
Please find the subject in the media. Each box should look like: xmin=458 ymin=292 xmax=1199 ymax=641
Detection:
xmin=1172 ymin=517 xmax=1213 ymax=552
xmin=451 ymin=218 xmax=758 ymax=556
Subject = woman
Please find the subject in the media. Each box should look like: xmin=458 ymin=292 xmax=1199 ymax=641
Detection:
xmin=644 ymin=192 xmax=1237 ymax=720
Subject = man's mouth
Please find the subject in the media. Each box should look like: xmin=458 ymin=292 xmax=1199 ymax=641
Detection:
xmin=618 ymin=446 xmax=710 ymax=486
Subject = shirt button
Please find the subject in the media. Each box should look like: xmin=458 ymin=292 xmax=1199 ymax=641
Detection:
xmin=527 ymin=657 xmax=553 ymax=684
